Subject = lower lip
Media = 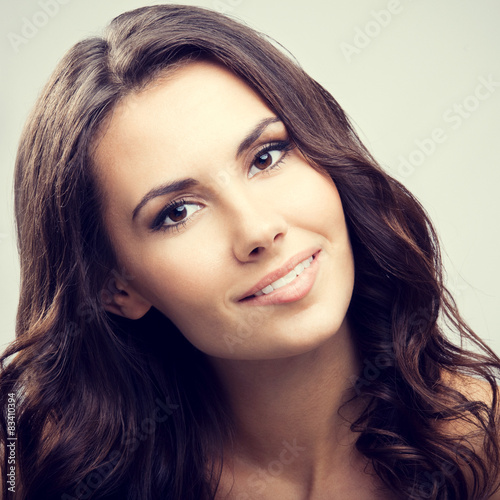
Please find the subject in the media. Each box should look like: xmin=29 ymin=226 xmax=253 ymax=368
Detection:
xmin=240 ymin=252 xmax=320 ymax=306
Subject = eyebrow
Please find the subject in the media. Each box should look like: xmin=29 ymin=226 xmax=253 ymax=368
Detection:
xmin=132 ymin=178 xmax=198 ymax=220
xmin=132 ymin=116 xmax=282 ymax=220
xmin=236 ymin=116 xmax=281 ymax=157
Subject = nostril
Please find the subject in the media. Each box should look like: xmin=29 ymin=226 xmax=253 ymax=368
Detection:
xmin=250 ymin=246 xmax=263 ymax=256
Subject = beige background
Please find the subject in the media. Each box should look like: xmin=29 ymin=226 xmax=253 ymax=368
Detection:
xmin=1 ymin=0 xmax=499 ymax=354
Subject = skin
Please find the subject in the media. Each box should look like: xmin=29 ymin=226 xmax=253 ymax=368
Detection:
xmin=93 ymin=60 xmax=398 ymax=498
xmin=94 ymin=60 xmax=354 ymax=362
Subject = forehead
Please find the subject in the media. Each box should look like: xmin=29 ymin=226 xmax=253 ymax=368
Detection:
xmin=94 ymin=60 xmax=271 ymax=166
xmin=92 ymin=60 xmax=274 ymax=217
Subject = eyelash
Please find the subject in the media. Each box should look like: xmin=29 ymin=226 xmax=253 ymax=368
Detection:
xmin=151 ymin=139 xmax=294 ymax=233
xmin=250 ymin=140 xmax=293 ymax=178
xmin=150 ymin=198 xmax=193 ymax=233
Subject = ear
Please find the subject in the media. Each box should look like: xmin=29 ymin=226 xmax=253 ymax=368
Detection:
xmin=101 ymin=277 xmax=152 ymax=320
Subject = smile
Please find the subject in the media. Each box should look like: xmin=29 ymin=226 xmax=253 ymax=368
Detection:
xmin=253 ymin=256 xmax=313 ymax=296
xmin=239 ymin=250 xmax=320 ymax=305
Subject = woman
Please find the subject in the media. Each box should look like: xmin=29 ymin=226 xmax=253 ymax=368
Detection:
xmin=1 ymin=4 xmax=499 ymax=499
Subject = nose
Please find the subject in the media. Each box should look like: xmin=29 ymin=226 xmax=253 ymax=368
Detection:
xmin=228 ymin=191 xmax=288 ymax=263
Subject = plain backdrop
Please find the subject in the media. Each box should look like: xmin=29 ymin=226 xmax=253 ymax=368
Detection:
xmin=1 ymin=0 xmax=499 ymax=355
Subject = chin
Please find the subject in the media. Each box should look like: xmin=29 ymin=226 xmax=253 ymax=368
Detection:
xmin=222 ymin=311 xmax=350 ymax=361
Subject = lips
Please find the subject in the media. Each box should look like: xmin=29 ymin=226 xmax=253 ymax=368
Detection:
xmin=239 ymin=249 xmax=319 ymax=301
xmin=253 ymin=256 xmax=313 ymax=296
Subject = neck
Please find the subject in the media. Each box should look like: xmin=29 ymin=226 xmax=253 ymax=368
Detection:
xmin=208 ymin=320 xmax=363 ymax=476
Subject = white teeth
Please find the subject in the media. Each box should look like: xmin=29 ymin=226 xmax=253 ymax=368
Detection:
xmin=294 ymin=262 xmax=304 ymax=274
xmin=272 ymin=277 xmax=287 ymax=289
xmin=255 ymin=255 xmax=314 ymax=296
xmin=282 ymin=270 xmax=297 ymax=285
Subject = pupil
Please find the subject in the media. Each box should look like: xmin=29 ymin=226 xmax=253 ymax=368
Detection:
xmin=257 ymin=152 xmax=272 ymax=169
xmin=170 ymin=206 xmax=187 ymax=222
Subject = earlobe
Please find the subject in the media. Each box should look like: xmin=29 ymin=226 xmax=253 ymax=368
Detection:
xmin=101 ymin=278 xmax=152 ymax=320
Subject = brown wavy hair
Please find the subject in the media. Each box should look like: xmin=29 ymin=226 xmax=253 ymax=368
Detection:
xmin=1 ymin=5 xmax=499 ymax=499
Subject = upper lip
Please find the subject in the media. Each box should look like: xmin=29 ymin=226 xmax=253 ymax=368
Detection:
xmin=238 ymin=248 xmax=320 ymax=301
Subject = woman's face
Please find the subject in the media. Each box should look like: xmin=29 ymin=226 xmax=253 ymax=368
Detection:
xmin=94 ymin=60 xmax=354 ymax=360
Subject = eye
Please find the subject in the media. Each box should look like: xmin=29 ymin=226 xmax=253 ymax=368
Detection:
xmin=163 ymin=202 xmax=202 ymax=226
xmin=248 ymin=141 xmax=292 ymax=179
xmin=151 ymin=200 xmax=203 ymax=232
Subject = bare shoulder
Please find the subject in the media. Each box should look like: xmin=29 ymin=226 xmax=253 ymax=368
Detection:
xmin=440 ymin=369 xmax=498 ymax=408
xmin=438 ymin=370 xmax=499 ymax=443
xmin=440 ymin=370 xmax=500 ymax=498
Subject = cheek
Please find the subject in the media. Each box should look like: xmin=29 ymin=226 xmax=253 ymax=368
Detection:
xmin=117 ymin=224 xmax=230 ymax=327
xmin=281 ymin=165 xmax=345 ymax=234
xmin=131 ymin=243 xmax=219 ymax=309
xmin=291 ymin=167 xmax=354 ymax=280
